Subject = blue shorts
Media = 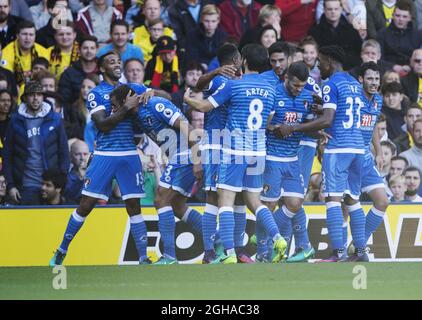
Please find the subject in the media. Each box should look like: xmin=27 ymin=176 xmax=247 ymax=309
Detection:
xmin=217 ymin=151 xmax=265 ymax=192
xmin=159 ymin=162 xmax=197 ymax=197
xmin=322 ymin=152 xmax=364 ymax=200
xmin=360 ymin=156 xmax=385 ymax=194
xmin=261 ymin=159 xmax=304 ymax=202
xmin=202 ymin=147 xmax=221 ymax=192
xmin=82 ymin=153 xmax=145 ymax=201
xmin=298 ymin=141 xmax=317 ymax=192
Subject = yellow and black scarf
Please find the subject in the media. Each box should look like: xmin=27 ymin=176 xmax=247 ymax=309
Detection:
xmin=13 ymin=40 xmax=39 ymax=86
xmin=49 ymin=41 xmax=80 ymax=78
xmin=151 ymin=55 xmax=180 ymax=93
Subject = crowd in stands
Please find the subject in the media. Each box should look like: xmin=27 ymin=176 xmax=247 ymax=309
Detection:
xmin=0 ymin=0 xmax=421 ymax=206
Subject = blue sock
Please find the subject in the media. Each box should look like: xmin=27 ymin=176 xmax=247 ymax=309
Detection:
xmin=59 ymin=210 xmax=86 ymax=253
xmin=365 ymin=207 xmax=385 ymax=243
xmin=157 ymin=206 xmax=176 ymax=259
xmin=342 ymin=221 xmax=348 ymax=250
xmin=292 ymin=207 xmax=310 ymax=249
xmin=183 ymin=208 xmax=202 ymax=234
xmin=218 ymin=207 xmax=235 ymax=253
xmin=326 ymin=202 xmax=344 ymax=251
xmin=130 ymin=215 xmax=148 ymax=261
xmin=273 ymin=206 xmax=293 ymax=243
xmin=202 ymin=204 xmax=218 ymax=251
xmin=256 ymin=205 xmax=280 ymax=239
xmin=234 ymin=205 xmax=247 ymax=248
xmin=255 ymin=218 xmax=269 ymax=259
xmin=347 ymin=203 xmax=366 ymax=250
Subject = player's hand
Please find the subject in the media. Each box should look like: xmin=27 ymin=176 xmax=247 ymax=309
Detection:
xmin=375 ymin=154 xmax=385 ymax=170
xmin=123 ymin=91 xmax=140 ymax=111
xmin=139 ymin=90 xmax=154 ymax=105
xmin=274 ymin=124 xmax=295 ymax=138
xmin=184 ymin=88 xmax=193 ymax=103
xmin=217 ymin=65 xmax=238 ymax=79
xmin=319 ymin=130 xmax=332 ymax=145
xmin=311 ymin=93 xmax=323 ymax=114
xmin=9 ymin=187 xmax=21 ymax=203
xmin=193 ymin=163 xmax=203 ymax=184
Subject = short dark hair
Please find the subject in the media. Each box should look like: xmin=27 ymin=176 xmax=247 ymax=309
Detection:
xmin=359 ymin=61 xmax=380 ymax=78
xmin=124 ymin=58 xmax=144 ymax=71
xmin=404 ymin=166 xmax=421 ymax=177
xmin=391 ymin=155 xmax=409 ymax=166
xmin=395 ymin=0 xmax=413 ymax=13
xmin=47 ymin=0 xmax=68 ymax=10
xmin=97 ymin=50 xmax=121 ymax=69
xmin=287 ymin=61 xmax=309 ymax=82
xmin=241 ymin=44 xmax=269 ymax=73
xmin=216 ymin=43 xmax=240 ymax=65
xmin=110 ymin=84 xmax=134 ymax=107
xmin=80 ymin=34 xmax=98 ymax=47
xmin=268 ymin=41 xmax=290 ymax=57
xmin=33 ymin=57 xmax=49 ymax=69
xmin=110 ymin=19 xmax=130 ymax=34
xmin=16 ymin=20 xmax=36 ymax=34
xmin=406 ymin=104 xmax=422 ymax=116
xmin=381 ymin=81 xmax=403 ymax=95
xmin=42 ymin=170 xmax=67 ymax=190
xmin=258 ymin=25 xmax=278 ymax=42
xmin=381 ymin=140 xmax=397 ymax=155
xmin=184 ymin=61 xmax=205 ymax=77
xmin=319 ymin=45 xmax=345 ymax=65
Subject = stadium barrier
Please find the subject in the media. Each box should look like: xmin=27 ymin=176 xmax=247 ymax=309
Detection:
xmin=1 ymin=204 xmax=421 ymax=266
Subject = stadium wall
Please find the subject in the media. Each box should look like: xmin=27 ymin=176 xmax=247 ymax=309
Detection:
xmin=1 ymin=204 xmax=421 ymax=266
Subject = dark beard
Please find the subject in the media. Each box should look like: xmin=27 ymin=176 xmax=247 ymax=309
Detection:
xmin=405 ymin=189 xmax=418 ymax=197
xmin=0 ymin=14 xmax=8 ymax=24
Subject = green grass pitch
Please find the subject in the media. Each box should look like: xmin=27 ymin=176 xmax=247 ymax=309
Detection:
xmin=1 ymin=263 xmax=422 ymax=300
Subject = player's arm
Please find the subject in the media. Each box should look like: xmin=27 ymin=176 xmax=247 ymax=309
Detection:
xmin=92 ymin=92 xmax=140 ymax=133
xmin=195 ymin=65 xmax=237 ymax=92
xmin=183 ymin=88 xmax=214 ymax=112
xmin=372 ymin=126 xmax=384 ymax=169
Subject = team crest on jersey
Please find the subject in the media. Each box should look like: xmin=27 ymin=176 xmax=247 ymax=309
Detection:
xmin=84 ymin=178 xmax=91 ymax=189
xmin=90 ymin=101 xmax=97 ymax=108
xmin=374 ymin=101 xmax=378 ymax=110
xmin=278 ymin=101 xmax=285 ymax=107
xmin=323 ymin=95 xmax=330 ymax=103
xmin=323 ymin=86 xmax=331 ymax=94
xmin=262 ymin=184 xmax=270 ymax=194
xmin=87 ymin=93 xmax=95 ymax=101
xmin=307 ymin=77 xmax=315 ymax=85
xmin=155 ymin=103 xmax=165 ymax=112
xmin=164 ymin=108 xmax=173 ymax=118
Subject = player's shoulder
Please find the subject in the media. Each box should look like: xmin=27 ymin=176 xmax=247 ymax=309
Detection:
xmin=128 ymin=82 xmax=148 ymax=94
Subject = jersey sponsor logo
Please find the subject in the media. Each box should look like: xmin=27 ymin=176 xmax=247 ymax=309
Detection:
xmin=361 ymin=114 xmax=376 ymax=128
xmin=87 ymin=93 xmax=95 ymax=101
xmin=164 ymin=108 xmax=173 ymax=118
xmin=323 ymin=95 xmax=330 ymax=103
xmin=285 ymin=112 xmax=301 ymax=123
xmin=323 ymin=86 xmax=331 ymax=94
xmin=155 ymin=103 xmax=165 ymax=112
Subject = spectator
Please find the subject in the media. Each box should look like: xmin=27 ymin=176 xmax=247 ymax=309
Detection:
xmin=58 ymin=35 xmax=99 ymax=106
xmin=75 ymin=0 xmax=122 ymax=46
xmin=278 ymin=0 xmax=317 ymax=43
xmin=37 ymin=70 xmax=56 ymax=93
xmin=239 ymin=4 xmax=281 ymax=50
xmin=0 ymin=89 xmax=12 ymax=167
xmin=63 ymin=139 xmax=89 ymax=204
xmin=171 ymin=60 xmax=204 ymax=110
xmin=218 ymin=0 xmax=261 ymax=43
xmin=381 ymin=81 xmax=406 ymax=140
xmin=375 ymin=112 xmax=388 ymax=141
xmin=1 ymin=20 xmax=49 ymax=96
xmin=401 ymin=49 xmax=422 ymax=104
xmin=380 ymin=140 xmax=397 ymax=177
xmin=258 ymin=25 xmax=278 ymax=49
xmin=349 ymin=39 xmax=394 ymax=79
xmin=69 ymin=74 xmax=100 ymax=142
xmin=393 ymin=105 xmax=422 ymax=153
xmin=10 ymin=0 xmax=33 ymax=22
xmin=400 ymin=119 xmax=422 ymax=171
xmin=0 ymin=43 xmax=18 ymax=99
xmin=123 ymin=58 xmax=145 ymax=84
xmin=144 ymin=35 xmax=181 ymax=93
xmin=309 ymin=0 xmax=362 ymax=69
xmin=40 ymin=169 xmax=68 ymax=205
xmin=300 ymin=36 xmax=320 ymax=84
xmin=403 ymin=166 xmax=422 ymax=201
xmin=30 ymin=0 xmax=73 ymax=30
xmin=376 ymin=1 xmax=422 ymax=75
xmin=169 ymin=0 xmax=213 ymax=56
xmin=389 ymin=173 xmax=406 ymax=202
xmin=97 ymin=19 xmax=144 ymax=66
xmin=133 ymin=0 xmax=175 ymax=63
xmin=0 ymin=170 xmax=8 ymax=205
xmin=366 ymin=0 xmax=416 ymax=40
xmin=185 ymin=4 xmax=227 ymax=69
xmin=46 ymin=20 xmax=79 ymax=81
xmin=389 ymin=155 xmax=408 ymax=178
xmin=31 ymin=57 xmax=49 ymax=79
xmin=0 ymin=0 xmax=24 ymax=49
xmin=3 ymin=81 xmax=70 ymax=205
xmin=381 ymin=69 xmax=401 ymax=85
